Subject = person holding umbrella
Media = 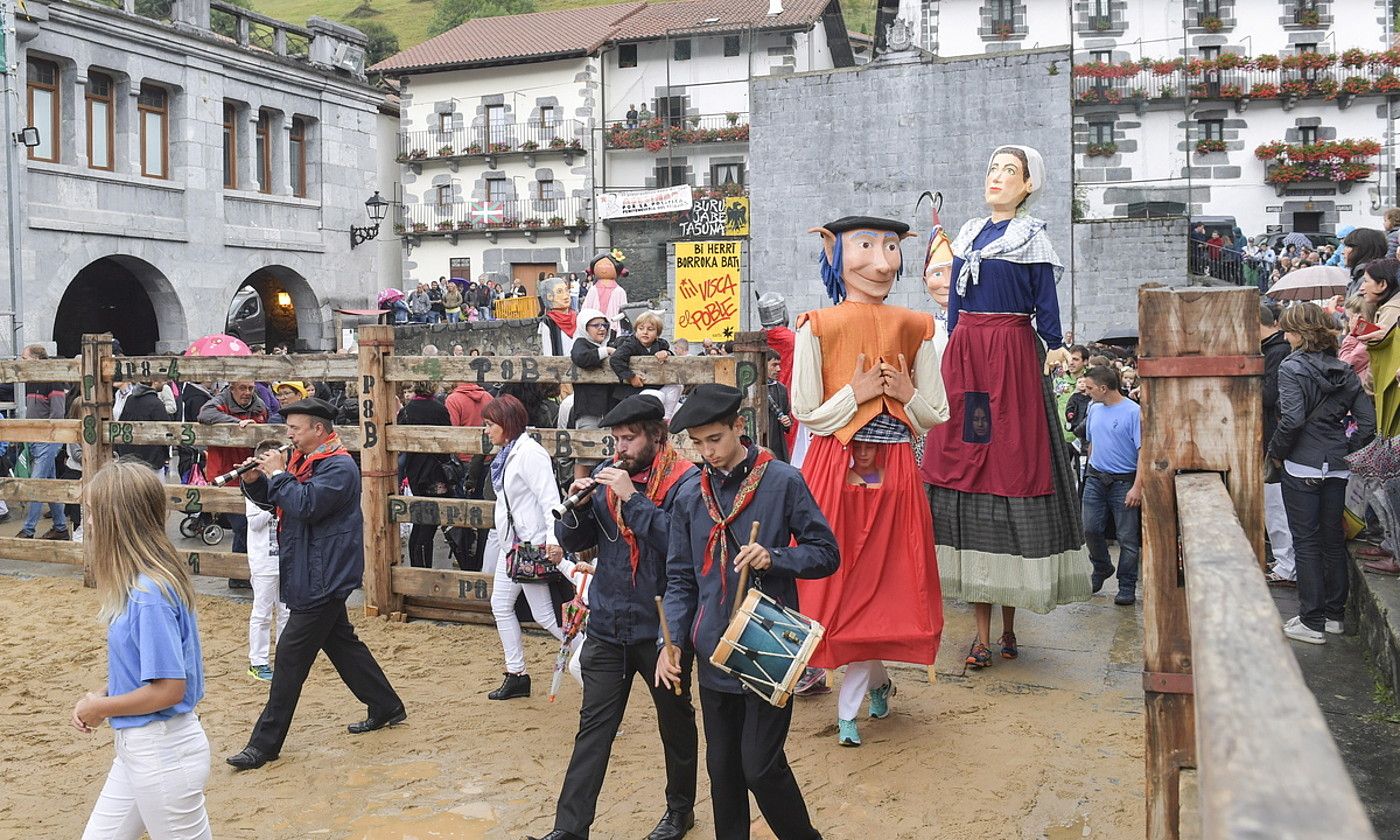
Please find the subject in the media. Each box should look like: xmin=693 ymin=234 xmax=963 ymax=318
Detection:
xmin=529 ymin=393 xmax=699 ymax=840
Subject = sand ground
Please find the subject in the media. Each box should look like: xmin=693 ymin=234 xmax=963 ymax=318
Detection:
xmin=0 ymin=565 xmax=1145 ymax=840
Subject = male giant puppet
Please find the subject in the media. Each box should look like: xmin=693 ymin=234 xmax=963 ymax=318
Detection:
xmin=792 ymin=216 xmax=949 ymax=747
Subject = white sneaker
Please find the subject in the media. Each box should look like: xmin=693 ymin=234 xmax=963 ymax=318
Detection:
xmin=1283 ymin=616 xmax=1325 ymax=645
xmin=1325 ymin=620 xmax=1344 ymax=635
xmin=71 ymin=526 xmax=83 ymax=543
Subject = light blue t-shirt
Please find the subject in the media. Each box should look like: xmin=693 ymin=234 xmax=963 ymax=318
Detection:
xmin=1085 ymin=399 xmax=1141 ymax=474
xmin=105 ymin=574 xmax=205 ymax=730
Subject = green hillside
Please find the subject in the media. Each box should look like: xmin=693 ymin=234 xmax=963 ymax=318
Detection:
xmin=256 ymin=0 xmax=876 ymax=55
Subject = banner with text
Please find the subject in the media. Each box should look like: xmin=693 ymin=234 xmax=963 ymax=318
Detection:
xmin=597 ymin=186 xmax=694 ymax=220
xmin=674 ymin=241 xmax=742 ymax=342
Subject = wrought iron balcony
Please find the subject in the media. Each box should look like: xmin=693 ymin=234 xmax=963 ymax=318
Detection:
xmin=605 ymin=113 xmax=750 ymax=151
xmin=396 ymin=196 xmax=589 ymax=242
xmin=397 ymin=120 xmax=587 ymax=165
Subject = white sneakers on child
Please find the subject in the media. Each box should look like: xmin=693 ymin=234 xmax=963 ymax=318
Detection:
xmin=1283 ymin=616 xmax=1325 ymax=645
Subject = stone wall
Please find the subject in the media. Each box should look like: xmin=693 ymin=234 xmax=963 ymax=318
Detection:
xmin=604 ymin=219 xmax=673 ymax=302
xmin=1069 ymin=217 xmax=1190 ymax=342
xmin=749 ymin=47 xmax=1073 ymax=324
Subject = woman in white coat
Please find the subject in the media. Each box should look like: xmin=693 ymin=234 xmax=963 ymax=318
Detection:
xmin=484 ymin=394 xmax=567 ymax=700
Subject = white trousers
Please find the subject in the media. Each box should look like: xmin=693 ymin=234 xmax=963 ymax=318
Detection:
xmin=491 ymin=557 xmax=564 ymax=674
xmin=1264 ymin=481 xmax=1296 ymax=579
xmin=248 ymin=574 xmax=290 ymax=667
xmin=82 ymin=712 xmax=211 ymax=840
xmin=838 ymin=660 xmax=889 ymax=721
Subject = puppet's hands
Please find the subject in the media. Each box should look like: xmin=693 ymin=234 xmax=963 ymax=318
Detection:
xmin=880 ymin=354 xmax=915 ymax=403
xmin=850 ymin=354 xmax=884 ymax=404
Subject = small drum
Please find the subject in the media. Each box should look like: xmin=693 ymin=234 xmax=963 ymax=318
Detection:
xmin=710 ymin=589 xmax=825 ymax=708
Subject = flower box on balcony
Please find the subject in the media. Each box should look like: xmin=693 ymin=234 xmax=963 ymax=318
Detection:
xmin=520 ymin=140 xmax=539 ymax=152
xmin=1377 ymin=74 xmax=1400 ymax=94
xmin=1220 ymin=83 xmax=1244 ymax=99
xmin=1253 ymin=55 xmax=1281 ymax=71
xmin=394 ymin=152 xmax=409 ymax=163
xmin=409 ymin=149 xmax=428 ymax=161
xmin=1199 ymin=15 xmax=1223 ymax=32
xmin=574 ymin=217 xmax=588 ymax=227
xmin=994 ymin=22 xmax=1014 ymax=40
xmin=1341 ymin=49 xmax=1369 ymax=69
xmin=1195 ymin=139 xmax=1227 ymax=154
xmin=465 ymin=143 xmax=483 ymax=155
xmin=644 ymin=139 xmax=666 ymax=152
xmin=438 ymin=145 xmax=454 ymax=157
xmin=1342 ymin=76 xmax=1371 ymax=95
xmin=547 ymin=216 xmax=565 ymax=227
xmin=725 ymin=112 xmax=740 ymax=125
xmin=488 ymin=143 xmax=511 ymax=154
xmin=1314 ymin=78 xmax=1339 ymax=99
xmin=436 ymin=221 xmax=454 ymax=232
xmin=412 ymin=222 xmax=428 ymax=233
xmin=523 ymin=219 xmax=543 ymax=229
xmin=1281 ymin=80 xmax=1311 ymax=98
xmin=393 ymin=223 xmax=405 ymax=235
xmin=1294 ymin=8 xmax=1321 ymax=27
xmin=456 ymin=221 xmax=473 ymax=231
xmin=548 ymin=137 xmax=568 ymax=149
xmin=1085 ymin=142 xmax=1118 ymax=158
xmin=1250 ymin=83 xmax=1281 ymax=99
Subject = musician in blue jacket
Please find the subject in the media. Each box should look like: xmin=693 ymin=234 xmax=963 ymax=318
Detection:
xmin=533 ymin=393 xmax=700 ymax=840
xmin=657 ymin=384 xmax=839 ymax=840
xmin=225 ymin=398 xmax=405 ymax=771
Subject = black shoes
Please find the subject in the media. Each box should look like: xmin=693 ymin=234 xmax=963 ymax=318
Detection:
xmin=347 ymin=706 xmax=407 ymax=734
xmin=226 ymin=746 xmax=278 ymax=771
xmin=488 ymin=672 xmax=531 ymax=700
xmin=526 ymin=832 xmax=584 ymax=840
xmin=1114 ymin=592 xmax=1136 ymax=606
xmin=645 ymin=809 xmax=695 ymax=840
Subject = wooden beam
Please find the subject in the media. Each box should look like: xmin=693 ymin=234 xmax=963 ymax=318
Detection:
xmin=1138 ymin=286 xmax=1263 ymax=840
xmin=97 ymin=421 xmax=362 ymax=451
xmin=402 ymin=598 xmax=497 ymax=626
xmin=0 ymin=477 xmax=82 ymax=504
xmin=387 ymin=494 xmax=495 ymax=528
xmin=80 ymin=334 xmax=116 ymax=587
xmin=180 ymin=549 xmax=251 ymax=580
xmin=387 ymin=424 xmax=616 ymax=459
xmin=0 ymin=358 xmax=82 ymax=382
xmin=1177 ymin=473 xmax=1377 ymax=840
xmin=102 ymin=354 xmax=357 ymax=382
xmin=391 ymin=565 xmax=495 ymax=606
xmin=0 ymin=537 xmax=83 ymax=565
xmin=164 ymin=484 xmax=246 ymax=515
xmin=384 ymin=354 xmax=723 ymax=385
xmin=0 ymin=419 xmax=83 ymax=443
xmin=358 ymin=325 xmax=400 ymax=616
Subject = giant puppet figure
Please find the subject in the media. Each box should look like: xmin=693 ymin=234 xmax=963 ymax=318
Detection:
xmin=583 ymin=250 xmax=630 ymax=333
xmin=537 ymin=276 xmax=578 ymax=357
xmin=920 ymin=145 xmax=1090 ymax=672
xmin=792 ymin=216 xmax=949 ymax=747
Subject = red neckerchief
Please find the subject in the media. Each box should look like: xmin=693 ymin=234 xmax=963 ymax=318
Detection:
xmin=608 ymin=445 xmax=691 ymax=581
xmin=287 ymin=433 xmax=347 ymax=483
xmin=546 ymin=309 xmax=577 ymax=337
xmin=698 ymin=448 xmax=774 ymax=597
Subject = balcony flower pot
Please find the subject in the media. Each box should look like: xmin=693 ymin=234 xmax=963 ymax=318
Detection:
xmin=548 ymin=137 xmax=568 ymax=149
xmin=412 ymin=223 xmax=428 ymax=233
xmin=994 ymin=22 xmax=1013 ymax=40
xmin=436 ymin=222 xmax=454 ymax=232
xmin=438 ymin=146 xmax=454 ymax=157
xmin=520 ymin=141 xmax=539 ymax=152
xmin=489 ymin=143 xmax=511 ymax=154
xmin=1200 ymin=15 xmax=1223 ymax=32
xmin=725 ymin=112 xmax=739 ymax=125
xmin=409 ymin=149 xmax=428 ymax=160
xmin=457 ymin=221 xmax=473 ymax=231
xmin=1195 ymin=139 xmax=1227 ymax=154
xmin=465 ymin=144 xmax=483 ymax=155
xmin=1085 ymin=142 xmax=1118 ymax=158
xmin=547 ymin=216 xmax=565 ymax=227
xmin=523 ymin=219 xmax=543 ymax=230
xmin=1219 ymin=84 xmax=1243 ymax=100
xmin=394 ymin=152 xmax=409 ymax=163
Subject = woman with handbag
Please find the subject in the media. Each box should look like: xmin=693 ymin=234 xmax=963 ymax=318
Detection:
xmin=1269 ymin=303 xmax=1376 ymax=645
xmin=485 ymin=394 xmax=567 ymax=700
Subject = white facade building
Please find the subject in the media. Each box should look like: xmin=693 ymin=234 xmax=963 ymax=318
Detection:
xmin=1069 ymin=0 xmax=1397 ymax=237
xmin=906 ymin=0 xmax=1072 ymax=58
xmin=373 ymin=0 xmax=853 ymax=296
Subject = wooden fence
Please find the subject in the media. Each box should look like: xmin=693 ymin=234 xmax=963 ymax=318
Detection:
xmin=0 ymin=328 xmax=768 ymax=624
xmin=1138 ymin=286 xmax=1375 ymax=839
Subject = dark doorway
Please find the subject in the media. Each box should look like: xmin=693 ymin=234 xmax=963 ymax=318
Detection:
xmin=53 ymin=257 xmax=161 ymax=357
xmin=1293 ymin=212 xmax=1323 ymax=234
xmin=228 ymin=267 xmax=310 ymax=351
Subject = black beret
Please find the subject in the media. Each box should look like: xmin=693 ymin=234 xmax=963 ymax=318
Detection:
xmin=281 ymin=396 xmax=336 ymax=424
xmin=669 ymin=384 xmax=743 ymax=433
xmin=600 ymin=394 xmax=665 ymax=427
xmin=822 ymin=216 xmax=910 ymax=236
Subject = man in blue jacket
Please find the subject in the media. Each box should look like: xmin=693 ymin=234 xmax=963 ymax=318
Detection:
xmin=532 ymin=393 xmax=700 ymax=840
xmin=226 ymin=398 xmax=405 ymax=770
xmin=657 ymin=384 xmax=838 ymax=840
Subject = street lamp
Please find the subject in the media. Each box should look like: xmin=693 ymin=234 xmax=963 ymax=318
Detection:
xmin=351 ymin=191 xmax=389 ymax=249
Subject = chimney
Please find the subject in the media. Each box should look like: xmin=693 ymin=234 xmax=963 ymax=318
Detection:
xmin=767 ymin=0 xmax=782 ymax=15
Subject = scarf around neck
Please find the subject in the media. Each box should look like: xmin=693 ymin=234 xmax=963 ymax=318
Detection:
xmin=490 ymin=438 xmax=517 ymax=491
xmin=608 ymin=445 xmax=692 ymax=581
xmin=287 ymin=433 xmax=347 ymax=482
xmin=698 ymin=448 xmax=774 ymax=598
xmin=951 ymin=215 xmax=1064 ymax=297
xmin=546 ymin=309 xmax=578 ymax=338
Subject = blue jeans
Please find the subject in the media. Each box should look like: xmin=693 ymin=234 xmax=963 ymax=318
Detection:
xmin=24 ymin=443 xmax=67 ymax=534
xmin=1280 ymin=471 xmax=1348 ymax=632
xmin=1082 ymin=468 xmax=1140 ymax=596
xmin=446 ymin=310 xmax=461 ymax=323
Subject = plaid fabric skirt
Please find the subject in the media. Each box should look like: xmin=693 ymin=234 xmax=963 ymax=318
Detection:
xmin=928 ymin=349 xmax=1091 ymax=614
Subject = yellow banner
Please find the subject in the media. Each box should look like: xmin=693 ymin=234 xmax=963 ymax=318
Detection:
xmin=674 ymin=241 xmax=742 ymax=342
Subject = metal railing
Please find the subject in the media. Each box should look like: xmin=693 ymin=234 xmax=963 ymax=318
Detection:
xmin=398 ymin=120 xmax=586 ymax=161
xmin=604 ymin=113 xmax=750 ymax=150
xmin=1073 ymin=62 xmax=1395 ymax=104
xmin=397 ymin=197 xmax=588 ymax=235
xmin=209 ymin=0 xmax=313 ymax=59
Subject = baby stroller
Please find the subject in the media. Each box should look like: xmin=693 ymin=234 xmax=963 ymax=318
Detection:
xmin=178 ymin=451 xmax=225 ymax=546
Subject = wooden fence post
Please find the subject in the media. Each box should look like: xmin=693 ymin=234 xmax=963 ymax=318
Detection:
xmin=732 ymin=331 xmax=769 ymax=450
xmin=357 ymin=325 xmax=400 ymax=618
xmin=1137 ymin=286 xmax=1263 ymax=840
xmin=79 ymin=333 xmax=115 ymax=588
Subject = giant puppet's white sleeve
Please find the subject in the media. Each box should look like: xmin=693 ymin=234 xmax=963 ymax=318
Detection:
xmin=791 ymin=322 xmax=858 ymax=436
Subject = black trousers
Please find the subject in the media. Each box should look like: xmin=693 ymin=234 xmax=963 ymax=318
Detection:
xmin=247 ymin=596 xmax=402 ymax=756
xmin=408 ymin=523 xmax=436 ymax=568
xmin=555 ymin=639 xmax=697 ymax=837
xmin=1281 ymin=471 xmax=1349 ymax=631
xmin=699 ymin=687 xmax=820 ymax=840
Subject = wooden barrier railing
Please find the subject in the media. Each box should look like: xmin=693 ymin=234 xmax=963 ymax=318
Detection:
xmin=1139 ymin=286 xmax=1375 ymax=838
xmin=0 ymin=329 xmax=767 ymax=623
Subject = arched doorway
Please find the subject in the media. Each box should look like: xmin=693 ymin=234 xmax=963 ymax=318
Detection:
xmin=225 ymin=266 xmax=323 ymax=351
xmin=53 ymin=256 xmax=182 ymax=357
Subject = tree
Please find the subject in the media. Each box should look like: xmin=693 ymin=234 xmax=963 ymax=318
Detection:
xmin=355 ymin=20 xmax=401 ymax=66
xmin=429 ymin=0 xmax=537 ymax=37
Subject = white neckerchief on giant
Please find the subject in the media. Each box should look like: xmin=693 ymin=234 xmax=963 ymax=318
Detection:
xmin=951 ymin=214 xmax=1064 ymax=297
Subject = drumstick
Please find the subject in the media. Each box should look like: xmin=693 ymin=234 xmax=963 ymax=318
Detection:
xmin=732 ymin=520 xmax=761 ymax=621
xmin=654 ymin=595 xmax=683 ymax=696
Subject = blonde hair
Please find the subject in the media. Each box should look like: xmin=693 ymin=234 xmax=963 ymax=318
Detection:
xmin=633 ymin=311 xmax=664 ymax=332
xmin=1345 ymin=294 xmax=1375 ymax=321
xmin=1278 ymin=302 xmax=1339 ymax=354
xmin=88 ymin=460 xmax=196 ymax=623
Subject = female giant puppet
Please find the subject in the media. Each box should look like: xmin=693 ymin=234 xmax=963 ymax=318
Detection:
xmin=792 ymin=216 xmax=948 ymax=747
xmin=921 ymin=145 xmax=1090 ymax=671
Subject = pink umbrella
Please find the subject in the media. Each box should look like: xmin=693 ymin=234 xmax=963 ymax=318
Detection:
xmin=376 ymin=288 xmax=405 ymax=306
xmin=185 ymin=334 xmax=253 ymax=357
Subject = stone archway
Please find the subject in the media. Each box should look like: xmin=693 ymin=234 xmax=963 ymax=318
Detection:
xmin=52 ymin=255 xmax=185 ymax=357
xmin=226 ymin=265 xmax=325 ymax=351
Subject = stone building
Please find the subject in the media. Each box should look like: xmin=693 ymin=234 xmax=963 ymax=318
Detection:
xmin=2 ymin=0 xmax=385 ymax=355
xmin=1069 ymin=0 xmax=1396 ymax=237
xmin=372 ymin=0 xmax=853 ymax=301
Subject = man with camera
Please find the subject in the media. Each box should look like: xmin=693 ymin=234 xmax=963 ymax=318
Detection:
xmin=529 ymin=393 xmax=699 ymax=840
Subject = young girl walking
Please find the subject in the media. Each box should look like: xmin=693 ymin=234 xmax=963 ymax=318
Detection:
xmin=73 ymin=459 xmax=211 ymax=840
